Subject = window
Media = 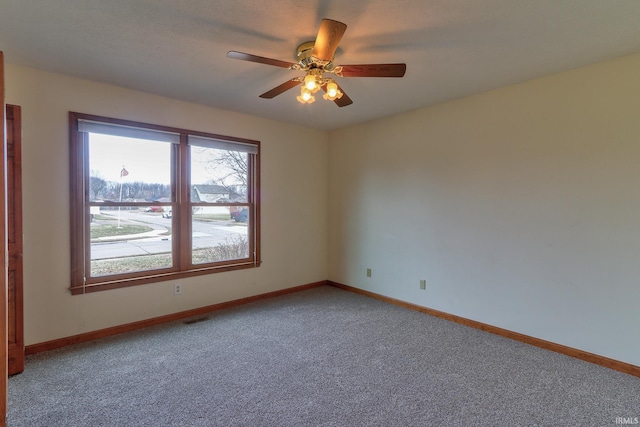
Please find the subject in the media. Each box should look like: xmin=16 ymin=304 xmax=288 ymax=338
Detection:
xmin=69 ymin=112 xmax=260 ymax=294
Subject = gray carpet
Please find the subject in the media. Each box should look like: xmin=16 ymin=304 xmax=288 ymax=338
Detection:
xmin=7 ymin=286 xmax=640 ymax=426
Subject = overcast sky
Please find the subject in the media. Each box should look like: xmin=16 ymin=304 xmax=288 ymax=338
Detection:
xmin=89 ymin=133 xmax=212 ymax=184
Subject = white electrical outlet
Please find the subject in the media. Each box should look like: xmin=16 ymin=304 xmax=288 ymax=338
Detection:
xmin=420 ymin=279 xmax=427 ymax=290
xmin=366 ymin=268 xmax=372 ymax=278
xmin=174 ymin=283 xmax=182 ymax=295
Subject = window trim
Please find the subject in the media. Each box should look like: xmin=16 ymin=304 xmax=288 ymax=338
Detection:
xmin=69 ymin=112 xmax=261 ymax=295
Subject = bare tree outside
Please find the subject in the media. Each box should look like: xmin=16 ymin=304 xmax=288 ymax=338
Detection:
xmin=89 ymin=172 xmax=108 ymax=201
xmin=89 ymin=176 xmax=171 ymax=202
xmin=196 ymin=147 xmax=248 ymax=199
xmin=209 ymin=150 xmax=248 ymax=187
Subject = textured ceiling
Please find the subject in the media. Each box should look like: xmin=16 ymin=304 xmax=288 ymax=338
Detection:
xmin=1 ymin=0 xmax=640 ymax=130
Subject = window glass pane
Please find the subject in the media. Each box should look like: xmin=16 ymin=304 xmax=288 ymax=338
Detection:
xmin=88 ymin=133 xmax=171 ymax=203
xmin=87 ymin=131 xmax=173 ymax=277
xmin=190 ymin=145 xmax=248 ymax=203
xmin=89 ymin=206 xmax=173 ymax=276
xmin=192 ymin=207 xmax=250 ymax=264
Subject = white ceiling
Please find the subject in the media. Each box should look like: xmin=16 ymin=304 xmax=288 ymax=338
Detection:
xmin=1 ymin=0 xmax=640 ymax=131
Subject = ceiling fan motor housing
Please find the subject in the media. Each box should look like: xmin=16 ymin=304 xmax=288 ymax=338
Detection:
xmin=297 ymin=41 xmax=335 ymax=71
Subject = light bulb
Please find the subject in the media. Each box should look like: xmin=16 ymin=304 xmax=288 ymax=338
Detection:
xmin=327 ymin=82 xmax=338 ymax=98
xmin=304 ymin=74 xmax=317 ymax=91
xmin=297 ymin=87 xmax=315 ymax=104
xmin=323 ymin=80 xmax=343 ymax=101
xmin=302 ymin=88 xmax=312 ymax=101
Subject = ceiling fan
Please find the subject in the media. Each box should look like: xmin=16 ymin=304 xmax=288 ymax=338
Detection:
xmin=227 ymin=19 xmax=406 ymax=107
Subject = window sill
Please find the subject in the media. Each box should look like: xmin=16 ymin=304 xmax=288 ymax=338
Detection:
xmin=70 ymin=260 xmax=262 ymax=295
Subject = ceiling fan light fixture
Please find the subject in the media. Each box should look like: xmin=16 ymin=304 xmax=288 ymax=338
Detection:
xmin=323 ymin=80 xmax=343 ymax=101
xmin=297 ymin=86 xmax=316 ymax=104
xmin=304 ymin=74 xmax=318 ymax=92
xmin=304 ymin=69 xmax=323 ymax=93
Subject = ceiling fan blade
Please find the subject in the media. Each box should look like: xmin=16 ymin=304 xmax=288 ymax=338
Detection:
xmin=339 ymin=63 xmax=407 ymax=78
xmin=333 ymin=90 xmax=353 ymax=107
xmin=259 ymin=79 xmax=302 ymax=99
xmin=227 ymin=51 xmax=296 ymax=69
xmin=312 ymin=19 xmax=347 ymax=61
xmin=321 ymin=82 xmax=353 ymax=107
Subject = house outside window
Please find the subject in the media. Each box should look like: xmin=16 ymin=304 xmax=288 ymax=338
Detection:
xmin=69 ymin=112 xmax=260 ymax=294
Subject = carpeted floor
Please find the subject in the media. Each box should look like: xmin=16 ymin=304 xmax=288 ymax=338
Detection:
xmin=7 ymin=286 xmax=640 ymax=426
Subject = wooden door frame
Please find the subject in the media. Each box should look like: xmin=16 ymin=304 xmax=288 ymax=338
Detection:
xmin=1 ymin=50 xmax=9 ymax=427
xmin=6 ymin=104 xmax=22 ymax=375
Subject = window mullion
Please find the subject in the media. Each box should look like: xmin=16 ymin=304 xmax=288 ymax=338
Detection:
xmin=178 ymin=135 xmax=190 ymax=270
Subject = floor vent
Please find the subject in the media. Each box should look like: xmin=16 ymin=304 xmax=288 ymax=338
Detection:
xmin=184 ymin=316 xmax=209 ymax=325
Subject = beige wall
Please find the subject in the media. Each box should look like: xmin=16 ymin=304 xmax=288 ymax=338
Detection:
xmin=6 ymin=52 xmax=640 ymax=367
xmin=328 ymin=53 xmax=640 ymax=366
xmin=5 ymin=64 xmax=329 ymax=345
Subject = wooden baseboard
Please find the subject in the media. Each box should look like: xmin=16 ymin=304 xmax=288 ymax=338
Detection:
xmin=26 ymin=281 xmax=327 ymax=355
xmin=328 ymin=281 xmax=640 ymax=378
